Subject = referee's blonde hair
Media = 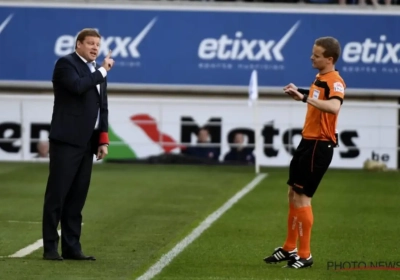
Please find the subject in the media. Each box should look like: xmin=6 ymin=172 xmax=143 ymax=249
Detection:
xmin=315 ymin=37 xmax=341 ymax=64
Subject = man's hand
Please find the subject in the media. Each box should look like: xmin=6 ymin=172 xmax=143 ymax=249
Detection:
xmin=283 ymin=83 xmax=297 ymax=92
xmin=96 ymin=145 xmax=108 ymax=161
xmin=285 ymin=88 xmax=304 ymax=101
xmin=283 ymin=83 xmax=300 ymax=99
xmin=102 ymin=50 xmax=114 ymax=71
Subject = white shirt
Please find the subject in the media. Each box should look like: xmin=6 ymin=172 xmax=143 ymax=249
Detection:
xmin=75 ymin=52 xmax=107 ymax=128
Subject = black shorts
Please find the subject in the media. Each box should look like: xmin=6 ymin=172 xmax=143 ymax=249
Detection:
xmin=287 ymin=138 xmax=334 ymax=198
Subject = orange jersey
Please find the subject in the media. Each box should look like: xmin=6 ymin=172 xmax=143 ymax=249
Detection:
xmin=302 ymin=71 xmax=345 ymax=143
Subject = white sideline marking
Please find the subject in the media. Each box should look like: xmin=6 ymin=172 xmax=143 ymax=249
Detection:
xmin=8 ymin=229 xmax=62 ymax=258
xmin=136 ymin=173 xmax=268 ymax=280
xmin=0 ymin=223 xmax=85 ymax=258
xmin=5 ymin=220 xmax=41 ymax=224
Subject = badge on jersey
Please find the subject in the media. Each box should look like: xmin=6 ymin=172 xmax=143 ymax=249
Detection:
xmin=333 ymin=82 xmax=345 ymax=93
xmin=312 ymin=89 xmax=320 ymax=99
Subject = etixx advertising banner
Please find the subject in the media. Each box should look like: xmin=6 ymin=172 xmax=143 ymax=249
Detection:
xmin=0 ymin=4 xmax=400 ymax=93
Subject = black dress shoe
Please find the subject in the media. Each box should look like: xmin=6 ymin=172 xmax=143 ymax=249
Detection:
xmin=43 ymin=251 xmax=63 ymax=261
xmin=62 ymin=251 xmax=96 ymax=261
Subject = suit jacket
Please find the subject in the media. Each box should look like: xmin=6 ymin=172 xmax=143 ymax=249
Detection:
xmin=49 ymin=52 xmax=109 ymax=150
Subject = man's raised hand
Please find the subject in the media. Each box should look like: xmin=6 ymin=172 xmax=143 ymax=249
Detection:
xmin=102 ymin=49 xmax=114 ymax=71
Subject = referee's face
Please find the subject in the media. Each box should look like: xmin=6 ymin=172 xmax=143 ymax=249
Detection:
xmin=311 ymin=45 xmax=330 ymax=71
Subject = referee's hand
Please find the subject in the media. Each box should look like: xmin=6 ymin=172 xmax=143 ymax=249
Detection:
xmin=283 ymin=83 xmax=297 ymax=92
xmin=285 ymin=88 xmax=303 ymax=101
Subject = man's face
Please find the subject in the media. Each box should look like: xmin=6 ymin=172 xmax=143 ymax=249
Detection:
xmin=311 ymin=45 xmax=331 ymax=70
xmin=76 ymin=36 xmax=100 ymax=62
xmin=198 ymin=129 xmax=209 ymax=143
xmin=234 ymin=133 xmax=244 ymax=144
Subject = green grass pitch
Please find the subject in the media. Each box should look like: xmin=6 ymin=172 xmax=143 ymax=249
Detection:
xmin=0 ymin=162 xmax=399 ymax=280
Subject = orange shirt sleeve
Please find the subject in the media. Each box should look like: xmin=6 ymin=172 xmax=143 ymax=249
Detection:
xmin=327 ymin=78 xmax=345 ymax=104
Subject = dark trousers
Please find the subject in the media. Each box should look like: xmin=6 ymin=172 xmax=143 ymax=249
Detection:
xmin=42 ymin=138 xmax=94 ymax=254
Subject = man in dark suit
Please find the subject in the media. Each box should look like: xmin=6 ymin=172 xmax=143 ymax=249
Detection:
xmin=42 ymin=28 xmax=115 ymax=261
xmin=223 ymin=133 xmax=255 ymax=164
xmin=184 ymin=127 xmax=220 ymax=160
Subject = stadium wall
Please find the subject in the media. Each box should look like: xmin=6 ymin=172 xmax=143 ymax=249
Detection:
xmin=0 ymin=94 xmax=398 ymax=170
xmin=398 ymin=98 xmax=400 ymax=169
xmin=0 ymin=2 xmax=399 ymax=169
xmin=0 ymin=2 xmax=400 ymax=96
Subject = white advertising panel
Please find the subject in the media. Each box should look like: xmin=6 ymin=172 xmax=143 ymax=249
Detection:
xmin=0 ymin=100 xmax=22 ymax=161
xmin=0 ymin=95 xmax=398 ymax=169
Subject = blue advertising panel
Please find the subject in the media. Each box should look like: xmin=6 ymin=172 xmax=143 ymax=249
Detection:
xmin=0 ymin=4 xmax=399 ymax=92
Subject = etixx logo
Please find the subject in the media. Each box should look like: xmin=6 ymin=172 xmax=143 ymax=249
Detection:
xmin=341 ymin=35 xmax=400 ymax=74
xmin=54 ymin=17 xmax=157 ymax=68
xmin=197 ymin=21 xmax=300 ymax=72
